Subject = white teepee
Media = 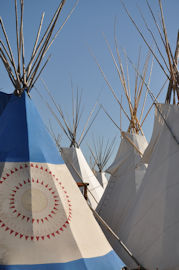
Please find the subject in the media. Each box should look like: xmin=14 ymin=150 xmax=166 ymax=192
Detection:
xmin=94 ymin=28 xmax=157 ymax=267
xmin=116 ymin=1 xmax=179 ymax=269
xmin=42 ymin=84 xmax=104 ymax=209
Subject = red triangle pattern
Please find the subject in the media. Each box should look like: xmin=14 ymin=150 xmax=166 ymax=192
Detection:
xmin=0 ymin=163 xmax=72 ymax=241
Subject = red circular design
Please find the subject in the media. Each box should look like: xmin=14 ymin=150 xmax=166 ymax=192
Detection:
xmin=9 ymin=179 xmax=60 ymax=223
xmin=0 ymin=163 xmax=72 ymax=241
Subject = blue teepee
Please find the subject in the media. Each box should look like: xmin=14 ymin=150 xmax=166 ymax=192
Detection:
xmin=0 ymin=91 xmax=124 ymax=269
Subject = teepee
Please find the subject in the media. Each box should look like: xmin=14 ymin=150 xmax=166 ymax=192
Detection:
xmin=116 ymin=1 xmax=179 ymax=269
xmin=88 ymin=135 xmax=116 ymax=189
xmin=42 ymin=83 xmax=105 ymax=209
xmin=94 ymin=28 xmax=159 ymax=266
xmin=0 ymin=1 xmax=123 ymax=269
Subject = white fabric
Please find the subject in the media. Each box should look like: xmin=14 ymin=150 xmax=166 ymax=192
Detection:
xmin=97 ymin=132 xmax=148 ymax=267
xmin=122 ymin=104 xmax=179 ymax=270
xmin=0 ymin=162 xmax=112 ymax=265
xmin=61 ymin=147 xmax=104 ymax=209
xmin=94 ymin=171 xmax=108 ymax=189
xmin=142 ymin=104 xmax=167 ymax=164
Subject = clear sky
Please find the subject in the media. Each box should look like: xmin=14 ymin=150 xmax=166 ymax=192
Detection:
xmin=0 ymin=0 xmax=178 ymax=165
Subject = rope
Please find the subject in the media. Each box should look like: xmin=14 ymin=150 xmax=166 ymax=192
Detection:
xmin=90 ymin=206 xmax=143 ymax=268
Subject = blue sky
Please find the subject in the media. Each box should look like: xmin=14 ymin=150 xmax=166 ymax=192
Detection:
xmin=0 ymin=0 xmax=178 ymax=165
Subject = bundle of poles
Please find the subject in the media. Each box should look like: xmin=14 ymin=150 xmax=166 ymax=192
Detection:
xmin=0 ymin=0 xmax=77 ymax=96
xmin=121 ymin=0 xmax=179 ymax=104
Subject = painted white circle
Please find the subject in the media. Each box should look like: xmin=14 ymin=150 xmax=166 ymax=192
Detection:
xmin=21 ymin=188 xmax=48 ymax=212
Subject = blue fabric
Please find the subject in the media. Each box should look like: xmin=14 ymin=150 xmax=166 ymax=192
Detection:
xmin=0 ymin=251 xmax=124 ymax=270
xmin=0 ymin=92 xmax=63 ymax=164
xmin=0 ymin=92 xmax=11 ymax=116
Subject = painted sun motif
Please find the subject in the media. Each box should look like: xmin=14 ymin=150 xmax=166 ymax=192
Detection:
xmin=0 ymin=163 xmax=72 ymax=241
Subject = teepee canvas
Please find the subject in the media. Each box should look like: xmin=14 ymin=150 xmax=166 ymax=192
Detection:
xmin=122 ymin=103 xmax=179 ymax=270
xmin=60 ymin=147 xmax=104 ymax=209
xmin=0 ymin=92 xmax=12 ymax=117
xmin=116 ymin=1 xmax=179 ymax=269
xmin=94 ymin=171 xmax=108 ymax=190
xmin=97 ymin=131 xmax=148 ymax=267
xmin=0 ymin=91 xmax=122 ymax=269
xmin=0 ymin=1 xmax=124 ymax=269
xmin=94 ymin=29 xmax=157 ymax=266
